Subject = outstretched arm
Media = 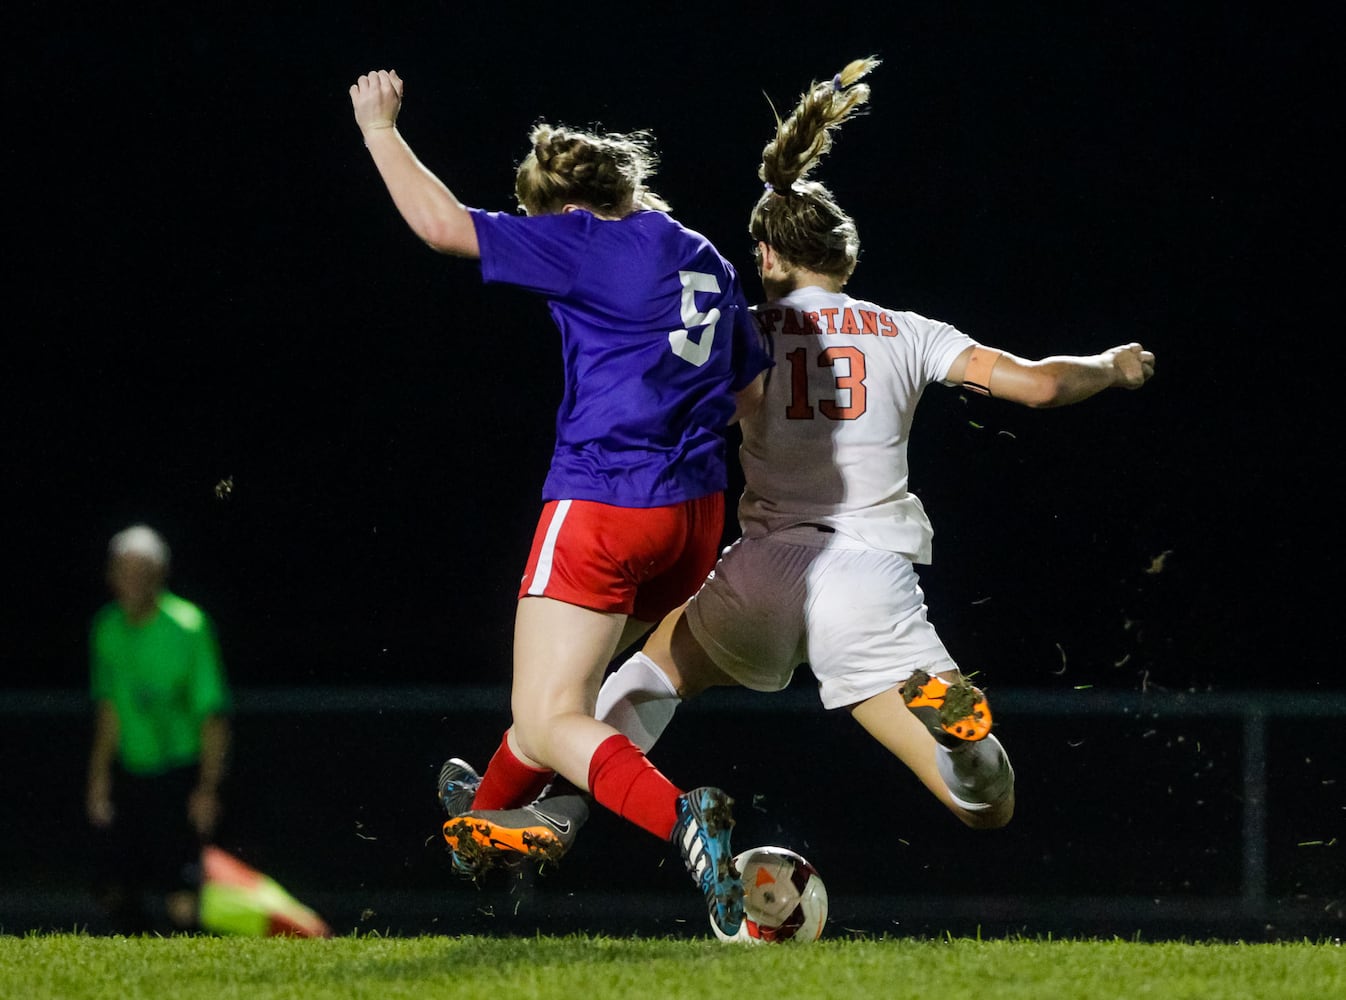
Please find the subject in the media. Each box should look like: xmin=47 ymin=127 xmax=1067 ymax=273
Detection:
xmin=946 ymin=342 xmax=1155 ymax=408
xmin=350 ymin=70 xmax=480 ymax=257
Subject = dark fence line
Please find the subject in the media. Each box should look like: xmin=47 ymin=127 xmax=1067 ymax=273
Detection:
xmin=8 ymin=684 xmax=1346 ymax=717
xmin=4 ymin=685 xmax=1344 ymax=940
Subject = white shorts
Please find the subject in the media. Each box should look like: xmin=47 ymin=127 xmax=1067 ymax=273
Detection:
xmin=683 ymin=525 xmax=959 ymax=710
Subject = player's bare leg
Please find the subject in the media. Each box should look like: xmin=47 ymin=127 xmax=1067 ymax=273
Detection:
xmin=507 ymin=596 xmax=633 ymax=779
xmin=445 ymin=598 xmax=733 ymax=880
xmin=851 ymin=683 xmax=1014 ymax=829
xmin=442 ymin=597 xmax=623 ymax=869
xmin=439 ymin=610 xmax=655 ymax=822
xmin=448 ymin=605 xmax=745 ymax=871
xmin=644 ymin=607 xmax=741 ymax=699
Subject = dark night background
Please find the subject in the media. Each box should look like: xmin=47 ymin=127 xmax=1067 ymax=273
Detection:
xmin=2 ymin=4 xmax=1341 ymax=939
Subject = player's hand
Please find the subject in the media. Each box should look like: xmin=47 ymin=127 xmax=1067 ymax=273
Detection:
xmin=350 ymin=69 xmax=404 ymax=137
xmin=1106 ymin=342 xmax=1155 ymax=389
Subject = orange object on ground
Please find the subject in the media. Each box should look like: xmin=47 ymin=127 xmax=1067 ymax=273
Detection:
xmin=199 ymin=845 xmax=332 ymax=938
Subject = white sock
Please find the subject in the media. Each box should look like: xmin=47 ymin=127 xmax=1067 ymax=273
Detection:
xmin=936 ymin=733 xmax=1015 ymax=812
xmin=594 ymin=651 xmax=682 ymax=753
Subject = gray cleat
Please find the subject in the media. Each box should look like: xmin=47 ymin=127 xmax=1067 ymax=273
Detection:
xmin=437 ymin=757 xmax=481 ymax=818
xmin=442 ymin=794 xmax=591 ymax=873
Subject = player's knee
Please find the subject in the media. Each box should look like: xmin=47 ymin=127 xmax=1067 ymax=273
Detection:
xmin=508 ymin=728 xmax=551 ymax=769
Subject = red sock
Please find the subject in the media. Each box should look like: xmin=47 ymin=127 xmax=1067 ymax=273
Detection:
xmin=470 ymin=733 xmax=555 ymax=810
xmin=587 ymin=733 xmax=683 ymax=840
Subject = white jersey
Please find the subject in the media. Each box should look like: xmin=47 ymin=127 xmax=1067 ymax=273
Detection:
xmin=738 ymin=286 xmax=975 ymax=563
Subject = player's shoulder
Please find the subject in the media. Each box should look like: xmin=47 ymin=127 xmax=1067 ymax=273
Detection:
xmin=838 ymin=290 xmax=940 ymax=327
xmin=473 ymin=206 xmax=586 ymax=233
xmin=636 ymin=211 xmax=744 ymax=286
xmin=869 ymin=301 xmax=965 ymax=340
xmin=635 ymin=210 xmax=717 ymax=255
xmin=90 ymin=601 xmax=121 ymax=633
xmin=753 ymin=287 xmax=906 ymax=322
xmin=630 ymin=207 xmax=687 ymax=234
xmin=158 ymin=592 xmax=210 ymax=633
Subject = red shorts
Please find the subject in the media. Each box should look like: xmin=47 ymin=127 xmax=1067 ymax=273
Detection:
xmin=518 ymin=494 xmax=724 ymax=622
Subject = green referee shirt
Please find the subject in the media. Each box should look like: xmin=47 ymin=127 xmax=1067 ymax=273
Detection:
xmin=90 ymin=591 xmax=232 ymax=776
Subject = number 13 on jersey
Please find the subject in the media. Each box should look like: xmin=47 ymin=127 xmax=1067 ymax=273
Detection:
xmin=786 ymin=346 xmax=867 ymax=420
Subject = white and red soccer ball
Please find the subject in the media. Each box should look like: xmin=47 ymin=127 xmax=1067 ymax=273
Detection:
xmin=712 ymin=845 xmax=828 ymax=944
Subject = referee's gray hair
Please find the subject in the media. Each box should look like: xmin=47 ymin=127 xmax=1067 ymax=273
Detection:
xmin=108 ymin=524 xmax=171 ymax=568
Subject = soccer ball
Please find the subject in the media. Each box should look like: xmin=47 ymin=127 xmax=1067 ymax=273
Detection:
xmin=712 ymin=845 xmax=828 ymax=944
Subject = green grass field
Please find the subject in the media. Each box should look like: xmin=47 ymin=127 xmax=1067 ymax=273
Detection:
xmin=2 ymin=933 xmax=1342 ymax=1000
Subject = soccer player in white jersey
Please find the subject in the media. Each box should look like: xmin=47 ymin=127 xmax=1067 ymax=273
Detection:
xmin=446 ymin=57 xmax=1154 ymax=861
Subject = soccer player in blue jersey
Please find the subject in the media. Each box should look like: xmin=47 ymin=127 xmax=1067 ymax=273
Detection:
xmin=351 ymin=69 xmax=772 ymax=937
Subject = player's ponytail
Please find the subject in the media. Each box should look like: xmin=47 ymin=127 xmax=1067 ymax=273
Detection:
xmin=749 ymin=56 xmax=879 ymax=281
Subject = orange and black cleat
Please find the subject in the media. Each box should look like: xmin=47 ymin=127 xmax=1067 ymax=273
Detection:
xmin=441 ymin=796 xmax=589 ymax=876
xmin=899 ymin=669 xmax=993 ymax=745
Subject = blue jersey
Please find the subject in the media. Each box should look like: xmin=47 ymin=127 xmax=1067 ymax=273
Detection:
xmin=471 ymin=208 xmax=773 ymax=507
